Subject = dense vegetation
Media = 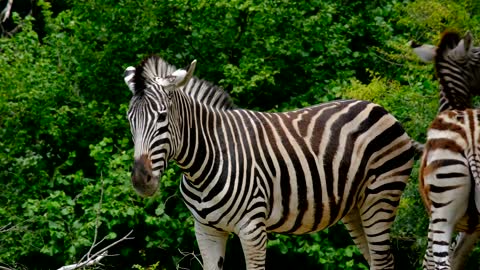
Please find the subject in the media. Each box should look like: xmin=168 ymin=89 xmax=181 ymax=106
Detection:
xmin=1 ymin=0 xmax=480 ymax=269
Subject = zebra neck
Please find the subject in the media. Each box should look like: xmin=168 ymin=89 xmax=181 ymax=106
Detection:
xmin=171 ymin=94 xmax=224 ymax=183
xmin=438 ymin=86 xmax=473 ymax=113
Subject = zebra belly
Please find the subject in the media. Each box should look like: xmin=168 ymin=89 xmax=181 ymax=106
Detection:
xmin=265 ymin=201 xmax=345 ymax=234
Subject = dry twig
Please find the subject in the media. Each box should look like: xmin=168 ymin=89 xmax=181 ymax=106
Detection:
xmin=57 ymin=176 xmax=134 ymax=270
xmin=176 ymin=249 xmax=203 ymax=270
xmin=0 ymin=0 xmax=13 ymax=22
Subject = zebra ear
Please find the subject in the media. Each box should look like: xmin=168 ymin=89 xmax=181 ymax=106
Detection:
xmin=173 ymin=60 xmax=197 ymax=87
xmin=408 ymin=40 xmax=437 ymax=63
xmin=158 ymin=60 xmax=197 ymax=88
xmin=409 ymin=41 xmax=436 ymax=63
xmin=124 ymin=66 xmax=136 ymax=94
xmin=450 ymin=32 xmax=473 ymax=57
xmin=450 ymin=39 xmax=468 ymax=58
xmin=464 ymin=31 xmax=473 ymax=53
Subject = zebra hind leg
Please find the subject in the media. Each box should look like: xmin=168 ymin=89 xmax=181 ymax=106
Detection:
xmin=451 ymin=231 xmax=480 ymax=270
xmin=358 ymin=180 xmax=408 ymax=270
xmin=425 ymin=171 xmax=470 ymax=270
xmin=423 ymin=224 xmax=434 ymax=269
xmin=237 ymin=221 xmax=268 ymax=270
xmin=194 ymin=221 xmax=229 ymax=270
xmin=342 ymin=208 xmax=371 ymax=265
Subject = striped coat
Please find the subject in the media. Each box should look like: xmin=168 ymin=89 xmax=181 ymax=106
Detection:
xmin=413 ymin=31 xmax=480 ymax=269
xmin=125 ymin=56 xmax=415 ymax=269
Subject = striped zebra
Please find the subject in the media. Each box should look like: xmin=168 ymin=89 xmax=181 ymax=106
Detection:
xmin=412 ymin=31 xmax=480 ymax=269
xmin=124 ymin=55 xmax=415 ymax=270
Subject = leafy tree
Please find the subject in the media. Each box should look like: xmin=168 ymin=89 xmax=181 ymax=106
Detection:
xmin=1 ymin=0 xmax=480 ymax=269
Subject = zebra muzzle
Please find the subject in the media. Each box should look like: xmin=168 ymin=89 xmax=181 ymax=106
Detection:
xmin=131 ymin=154 xmax=159 ymax=197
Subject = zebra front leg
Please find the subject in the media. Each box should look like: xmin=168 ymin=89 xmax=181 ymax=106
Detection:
xmin=195 ymin=221 xmax=229 ymax=270
xmin=237 ymin=221 xmax=268 ymax=270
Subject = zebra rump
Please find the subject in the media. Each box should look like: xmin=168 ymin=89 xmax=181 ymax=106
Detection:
xmin=413 ymin=30 xmax=480 ymax=270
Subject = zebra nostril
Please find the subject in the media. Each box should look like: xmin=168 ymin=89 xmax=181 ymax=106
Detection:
xmin=146 ymin=175 xmax=152 ymax=182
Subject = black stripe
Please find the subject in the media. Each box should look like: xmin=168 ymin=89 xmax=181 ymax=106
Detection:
xmin=436 ymin=172 xmax=467 ymax=179
xmin=429 ymin=184 xmax=462 ymax=193
xmin=324 ymin=101 xmax=368 ymax=224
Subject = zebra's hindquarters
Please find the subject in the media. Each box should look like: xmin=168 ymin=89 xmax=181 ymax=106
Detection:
xmin=343 ymin=129 xmax=414 ymax=269
xmin=328 ymin=101 xmax=414 ymax=269
xmin=261 ymin=100 xmax=414 ymax=269
xmin=419 ymin=109 xmax=480 ymax=269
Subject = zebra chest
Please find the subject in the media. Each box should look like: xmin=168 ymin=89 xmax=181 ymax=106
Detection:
xmin=179 ymin=175 xmax=264 ymax=232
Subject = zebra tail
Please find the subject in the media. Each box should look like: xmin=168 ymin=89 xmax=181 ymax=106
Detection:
xmin=467 ymin=154 xmax=480 ymax=214
xmin=411 ymin=139 xmax=424 ymax=156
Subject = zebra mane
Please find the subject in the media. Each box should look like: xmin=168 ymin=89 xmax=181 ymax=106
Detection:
xmin=436 ymin=31 xmax=461 ymax=58
xmin=134 ymin=55 xmax=235 ymax=110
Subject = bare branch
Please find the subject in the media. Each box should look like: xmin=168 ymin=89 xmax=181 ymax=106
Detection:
xmin=86 ymin=175 xmax=104 ymax=261
xmin=56 ymin=252 xmax=108 ymax=270
xmin=371 ymin=50 xmax=404 ymax=67
xmin=57 ymin=175 xmax=134 ymax=270
xmin=0 ymin=0 xmax=13 ymax=23
xmin=1 ymin=0 xmax=33 ymax=37
xmin=1 ymin=217 xmax=34 ymax=233
xmin=176 ymin=249 xmax=203 ymax=270
xmin=0 ymin=223 xmax=13 ymax=233
xmin=91 ymin=230 xmax=134 ymax=259
xmin=56 ymin=231 xmax=134 ymax=270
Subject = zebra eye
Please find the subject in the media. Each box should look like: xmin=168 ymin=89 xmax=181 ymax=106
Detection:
xmin=157 ymin=112 xmax=167 ymax=123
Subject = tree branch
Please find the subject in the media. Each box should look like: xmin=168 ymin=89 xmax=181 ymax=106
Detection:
xmin=0 ymin=0 xmax=13 ymax=23
xmin=57 ymin=175 xmax=134 ymax=270
xmin=0 ymin=223 xmax=13 ymax=233
xmin=176 ymin=249 xmax=203 ymax=270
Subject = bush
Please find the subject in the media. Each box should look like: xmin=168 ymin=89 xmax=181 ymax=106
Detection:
xmin=2 ymin=0 xmax=480 ymax=269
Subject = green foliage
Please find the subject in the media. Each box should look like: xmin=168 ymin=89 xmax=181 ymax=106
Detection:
xmin=397 ymin=0 xmax=480 ymax=42
xmin=268 ymin=228 xmax=368 ymax=269
xmin=2 ymin=0 xmax=480 ymax=269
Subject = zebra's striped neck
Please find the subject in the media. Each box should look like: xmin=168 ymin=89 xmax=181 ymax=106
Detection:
xmin=435 ymin=45 xmax=480 ymax=113
xmin=438 ymin=84 xmax=473 ymax=113
xmin=169 ymin=89 xmax=224 ymax=183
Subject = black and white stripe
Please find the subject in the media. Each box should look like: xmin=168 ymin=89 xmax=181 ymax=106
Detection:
xmin=413 ymin=31 xmax=480 ymax=270
xmin=411 ymin=31 xmax=480 ymax=112
xmin=125 ymin=55 xmax=415 ymax=270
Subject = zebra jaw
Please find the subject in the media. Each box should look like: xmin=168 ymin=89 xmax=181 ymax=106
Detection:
xmin=131 ymin=154 xmax=160 ymax=197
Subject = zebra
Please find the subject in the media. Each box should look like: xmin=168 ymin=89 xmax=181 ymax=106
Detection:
xmin=124 ymin=55 xmax=415 ymax=270
xmin=412 ymin=31 xmax=480 ymax=269
xmin=411 ymin=31 xmax=480 ymax=112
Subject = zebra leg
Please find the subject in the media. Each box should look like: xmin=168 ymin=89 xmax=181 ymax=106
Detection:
xmin=451 ymin=231 xmax=480 ymax=270
xmin=342 ymin=208 xmax=371 ymax=265
xmin=359 ymin=205 xmax=396 ymax=269
xmin=358 ymin=185 xmax=406 ymax=269
xmin=428 ymin=213 xmax=456 ymax=269
xmin=423 ymin=224 xmax=435 ymax=269
xmin=237 ymin=221 xmax=267 ymax=270
xmin=194 ymin=221 xmax=229 ymax=270
xmin=426 ymin=172 xmax=470 ymax=270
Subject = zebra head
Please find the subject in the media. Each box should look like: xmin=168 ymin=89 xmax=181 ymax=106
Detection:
xmin=411 ymin=31 xmax=480 ymax=111
xmin=124 ymin=56 xmax=197 ymax=197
